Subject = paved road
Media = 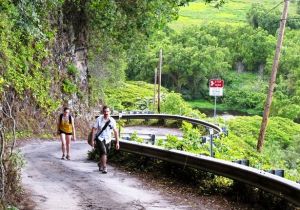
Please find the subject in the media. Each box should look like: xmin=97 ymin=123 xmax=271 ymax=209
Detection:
xmin=20 ymin=126 xmax=253 ymax=210
xmin=21 ymin=141 xmax=193 ymax=210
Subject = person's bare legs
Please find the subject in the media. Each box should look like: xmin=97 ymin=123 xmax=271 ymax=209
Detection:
xmin=60 ymin=133 xmax=66 ymax=159
xmin=66 ymin=135 xmax=71 ymax=159
xmin=101 ymin=155 xmax=107 ymax=173
xmin=98 ymin=156 xmax=105 ymax=171
xmin=101 ymin=155 xmax=107 ymax=168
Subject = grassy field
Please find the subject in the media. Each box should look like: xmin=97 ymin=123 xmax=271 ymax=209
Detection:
xmin=169 ymin=0 xmax=298 ymax=30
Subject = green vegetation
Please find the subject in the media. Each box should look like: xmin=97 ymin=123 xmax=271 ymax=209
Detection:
xmin=187 ymin=99 xmax=240 ymax=113
xmin=126 ymin=2 xmax=300 ymax=122
xmin=126 ymin=24 xmax=277 ymax=114
xmin=161 ymin=92 xmax=205 ymax=118
xmin=67 ymin=64 xmax=79 ymax=77
xmin=104 ymin=81 xmax=167 ymax=111
xmin=3 ymin=0 xmax=221 ymax=208
xmin=104 ymin=81 xmax=205 ymax=118
xmin=133 ymin=117 xmax=300 ymax=182
xmin=62 ymin=79 xmax=77 ymax=95
xmin=223 ymin=116 xmax=300 ymax=181
xmin=103 ymin=80 xmax=300 ymax=182
xmin=2 ymin=0 xmax=300 ymax=207
xmin=169 ymin=0 xmax=299 ymax=30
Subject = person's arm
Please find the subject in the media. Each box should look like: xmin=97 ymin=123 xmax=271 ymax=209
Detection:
xmin=91 ymin=117 xmax=99 ymax=148
xmin=113 ymin=127 xmax=120 ymax=150
xmin=71 ymin=117 xmax=76 ymax=141
xmin=91 ymin=127 xmax=97 ymax=148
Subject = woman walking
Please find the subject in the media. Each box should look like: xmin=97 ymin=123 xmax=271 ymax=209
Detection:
xmin=57 ymin=107 xmax=76 ymax=160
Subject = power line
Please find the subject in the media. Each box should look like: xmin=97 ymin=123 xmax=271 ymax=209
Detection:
xmin=263 ymin=1 xmax=284 ymax=17
xmin=245 ymin=1 xmax=284 ymax=37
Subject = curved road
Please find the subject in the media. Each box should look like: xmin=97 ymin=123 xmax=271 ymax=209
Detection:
xmin=21 ymin=127 xmax=253 ymax=210
xmin=22 ymin=141 xmax=191 ymax=210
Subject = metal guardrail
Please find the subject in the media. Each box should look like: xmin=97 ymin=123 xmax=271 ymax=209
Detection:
xmin=111 ymin=113 xmax=222 ymax=133
xmin=114 ymin=140 xmax=300 ymax=206
xmin=108 ymin=113 xmax=300 ymax=205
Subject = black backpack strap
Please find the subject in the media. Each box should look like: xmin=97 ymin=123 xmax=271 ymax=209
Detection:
xmin=60 ymin=113 xmax=63 ymax=123
xmin=60 ymin=114 xmax=72 ymax=124
xmin=95 ymin=119 xmax=111 ymax=140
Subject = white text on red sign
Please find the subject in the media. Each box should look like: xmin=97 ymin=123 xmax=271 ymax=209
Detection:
xmin=210 ymin=80 xmax=224 ymax=88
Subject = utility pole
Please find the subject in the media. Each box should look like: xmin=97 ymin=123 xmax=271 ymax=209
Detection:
xmin=158 ymin=49 xmax=162 ymax=113
xmin=153 ymin=68 xmax=157 ymax=110
xmin=257 ymin=0 xmax=289 ymax=152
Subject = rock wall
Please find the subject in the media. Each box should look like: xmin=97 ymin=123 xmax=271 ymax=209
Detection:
xmin=52 ymin=0 xmax=89 ymax=113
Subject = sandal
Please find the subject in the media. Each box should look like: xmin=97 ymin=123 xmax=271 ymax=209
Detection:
xmin=66 ymin=155 xmax=70 ymax=160
xmin=61 ymin=154 xmax=65 ymax=160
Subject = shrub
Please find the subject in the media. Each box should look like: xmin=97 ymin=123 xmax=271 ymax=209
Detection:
xmin=62 ymin=79 xmax=77 ymax=94
xmin=67 ymin=64 xmax=79 ymax=77
xmin=161 ymin=92 xmax=206 ymax=118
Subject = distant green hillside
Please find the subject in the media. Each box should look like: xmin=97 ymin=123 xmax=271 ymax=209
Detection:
xmin=169 ymin=0 xmax=298 ymax=30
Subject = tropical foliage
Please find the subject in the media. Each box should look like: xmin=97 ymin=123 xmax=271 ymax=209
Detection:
xmin=2 ymin=0 xmax=300 ymax=207
xmin=3 ymin=0 xmax=226 ymax=208
xmin=155 ymin=117 xmax=300 ymax=182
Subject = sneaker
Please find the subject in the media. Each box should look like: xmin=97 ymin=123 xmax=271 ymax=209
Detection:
xmin=66 ymin=155 xmax=70 ymax=160
xmin=102 ymin=167 xmax=107 ymax=174
xmin=98 ymin=163 xmax=103 ymax=172
xmin=61 ymin=154 xmax=65 ymax=160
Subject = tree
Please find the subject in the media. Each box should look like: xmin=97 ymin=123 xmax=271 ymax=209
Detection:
xmin=247 ymin=3 xmax=281 ymax=35
xmin=247 ymin=3 xmax=300 ymax=35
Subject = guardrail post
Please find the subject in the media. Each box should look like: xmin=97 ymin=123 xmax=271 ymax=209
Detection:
xmin=150 ymin=134 xmax=156 ymax=145
xmin=209 ymin=129 xmax=214 ymax=157
xmin=232 ymin=159 xmax=249 ymax=166
xmin=222 ymin=127 xmax=228 ymax=136
xmin=266 ymin=169 xmax=284 ymax=177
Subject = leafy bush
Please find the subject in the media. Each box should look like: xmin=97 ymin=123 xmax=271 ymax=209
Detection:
xmin=105 ymin=81 xmax=168 ymax=111
xmin=218 ymin=116 xmax=300 ymax=181
xmin=157 ymin=121 xmax=210 ymax=155
xmin=62 ymin=79 xmax=77 ymax=95
xmin=67 ymin=64 xmax=79 ymax=76
xmin=130 ymin=132 xmax=144 ymax=143
xmin=222 ymin=72 xmax=267 ymax=114
xmin=163 ymin=135 xmax=182 ymax=150
xmin=161 ymin=92 xmax=206 ymax=119
xmin=105 ymin=81 xmax=207 ymax=120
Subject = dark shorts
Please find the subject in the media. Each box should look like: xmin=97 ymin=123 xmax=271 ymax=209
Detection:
xmin=59 ymin=130 xmax=72 ymax=135
xmin=96 ymin=140 xmax=111 ymax=156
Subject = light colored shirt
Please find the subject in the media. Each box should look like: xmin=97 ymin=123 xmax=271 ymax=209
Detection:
xmin=93 ymin=115 xmax=116 ymax=143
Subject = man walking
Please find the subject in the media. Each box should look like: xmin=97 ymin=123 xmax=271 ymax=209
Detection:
xmin=91 ymin=106 xmax=120 ymax=173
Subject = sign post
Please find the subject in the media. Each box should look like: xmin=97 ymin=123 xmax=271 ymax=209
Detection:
xmin=209 ymin=79 xmax=224 ymax=122
xmin=209 ymin=128 xmax=214 ymax=157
